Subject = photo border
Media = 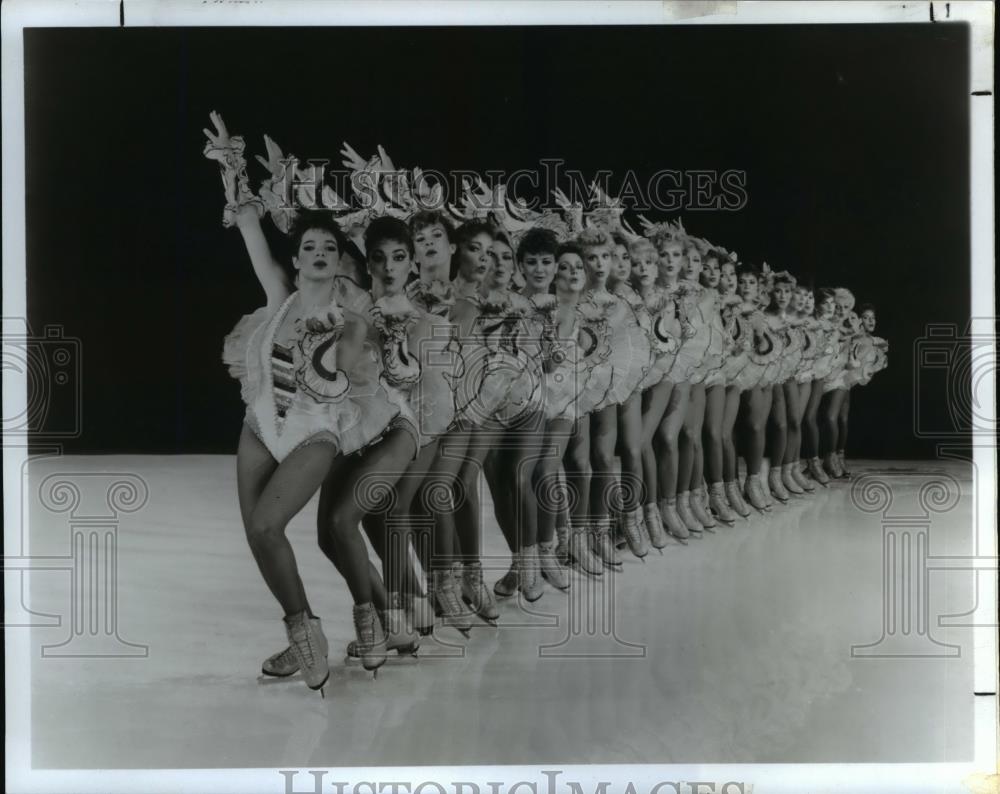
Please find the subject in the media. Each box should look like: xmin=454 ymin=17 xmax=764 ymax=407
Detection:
xmin=3 ymin=1 xmax=995 ymax=792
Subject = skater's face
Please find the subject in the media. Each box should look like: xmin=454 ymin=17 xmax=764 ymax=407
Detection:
xmin=612 ymin=244 xmax=631 ymax=282
xmin=683 ymin=248 xmax=703 ymax=281
xmin=555 ymin=252 xmax=587 ymax=294
xmin=455 ymin=231 xmax=494 ymax=284
xmin=719 ymin=262 xmax=738 ymax=295
xmin=582 ymin=244 xmax=613 ymax=287
xmin=701 ymin=255 xmax=721 ymax=288
xmin=293 ymin=228 xmax=341 ymax=280
xmin=834 ymin=291 xmax=854 ymax=317
xmin=737 ymin=272 xmax=758 ymax=302
xmin=791 ymin=288 xmax=806 ymax=313
xmin=488 ymin=239 xmax=515 ymax=290
xmin=772 ymin=281 xmax=793 ymax=310
xmin=802 ymin=291 xmax=815 ymax=315
xmin=520 ymin=250 xmax=556 ymax=292
xmin=367 ymin=238 xmax=412 ymax=296
xmin=631 ymin=247 xmax=658 ymax=288
xmin=860 ymin=309 xmax=876 ymax=333
xmin=818 ymin=294 xmax=836 ymax=319
xmin=844 ymin=310 xmax=861 ymax=334
xmin=412 ymin=222 xmax=456 ymax=280
xmin=657 ymin=240 xmax=684 ymax=281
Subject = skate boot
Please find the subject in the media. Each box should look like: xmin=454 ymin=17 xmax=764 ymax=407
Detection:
xmin=823 ymin=452 xmax=843 ymax=479
xmin=791 ymin=461 xmax=815 ymax=492
xmin=767 ymin=468 xmax=790 ymax=503
xmin=262 ymin=615 xmax=329 ymax=678
xmin=723 ymin=481 xmax=751 ymax=519
xmin=538 ymin=540 xmax=570 ymax=590
xmin=519 ymin=545 xmax=545 ymax=601
xmin=690 ymin=487 xmax=717 ymax=531
xmin=676 ymin=492 xmax=704 ymax=536
xmin=350 ymin=602 xmax=387 ymax=674
xmin=590 ymin=518 xmax=623 ymax=568
xmin=837 ymin=451 xmax=852 ymax=478
xmin=493 ymin=559 xmax=519 ymax=598
xmin=384 ymin=592 xmax=420 ymax=656
xmin=808 ymin=456 xmax=830 ymax=486
xmin=781 ymin=463 xmax=805 ymax=496
xmin=743 ymin=474 xmax=770 ymax=513
xmin=403 ymin=592 xmax=435 ymax=637
xmin=554 ymin=524 xmax=570 ymax=565
xmin=708 ymin=482 xmax=737 ymax=525
xmin=659 ymin=497 xmax=690 ymax=544
xmin=567 ymin=520 xmax=603 ymax=576
xmin=643 ymin=502 xmax=669 ymax=551
xmin=282 ymin=611 xmax=330 ymax=692
xmin=461 ymin=561 xmax=499 ymax=624
xmin=620 ymin=508 xmax=650 ymax=559
xmin=430 ymin=568 xmax=473 ymax=635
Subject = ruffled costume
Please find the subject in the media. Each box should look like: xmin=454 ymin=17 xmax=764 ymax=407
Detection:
xmin=450 ymin=289 xmax=542 ymax=427
xmin=610 ymin=282 xmax=653 ymax=401
xmin=222 ymin=292 xmax=417 ymax=463
xmin=369 ymin=292 xmax=458 ymax=447
xmin=575 ymin=293 xmax=616 ymax=415
xmin=758 ymin=314 xmax=788 ymax=389
xmin=701 ymin=290 xmax=730 ymax=389
xmin=810 ymin=321 xmax=840 ymax=383
xmin=720 ymin=299 xmax=752 ymax=388
xmin=588 ymin=290 xmax=639 ymax=408
xmin=667 ymin=281 xmax=709 ymax=384
xmin=795 ymin=320 xmax=822 ymax=384
xmin=732 ymin=305 xmax=781 ymax=392
xmin=638 ymin=287 xmax=682 ymax=391
xmin=822 ymin=324 xmax=856 ymax=393
xmin=774 ymin=318 xmax=804 ymax=385
xmin=530 ymin=294 xmax=583 ymax=423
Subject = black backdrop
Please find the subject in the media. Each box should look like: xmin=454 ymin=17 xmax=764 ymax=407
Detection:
xmin=23 ymin=24 xmax=971 ymax=456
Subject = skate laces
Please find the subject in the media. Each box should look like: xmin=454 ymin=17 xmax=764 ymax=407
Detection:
xmin=353 ymin=605 xmax=378 ymax=646
xmin=289 ymin=614 xmax=317 ymax=667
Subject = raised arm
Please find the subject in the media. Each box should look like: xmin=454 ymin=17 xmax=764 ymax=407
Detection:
xmin=204 ymin=111 xmax=291 ymax=310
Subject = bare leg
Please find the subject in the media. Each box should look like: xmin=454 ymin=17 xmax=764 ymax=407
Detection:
xmin=237 ymin=425 xmax=337 ymax=617
xmin=616 ymin=394 xmax=644 ymax=511
xmin=318 ymin=428 xmax=416 ymax=605
xmin=721 ymin=385 xmax=741 ymax=482
xmin=703 ymin=383 xmax=726 ymax=484
xmin=656 ymin=381 xmax=689 ymax=499
xmin=588 ymin=405 xmax=619 ymax=521
xmin=534 ymin=419 xmax=574 ymax=544
xmin=680 ymin=383 xmax=706 ymax=491
xmin=782 ymin=380 xmax=802 ymax=464
xmin=837 ymin=388 xmax=851 ymax=457
xmin=802 ymin=378 xmax=824 ymax=459
xmin=767 ymin=383 xmax=788 ymax=469
xmin=564 ymin=417 xmax=592 ymax=525
xmin=640 ymin=380 xmax=674 ymax=506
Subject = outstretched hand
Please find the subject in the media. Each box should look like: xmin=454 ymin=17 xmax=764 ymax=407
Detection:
xmin=254 ymin=134 xmax=291 ymax=179
xmin=203 ymin=110 xmax=233 ymax=162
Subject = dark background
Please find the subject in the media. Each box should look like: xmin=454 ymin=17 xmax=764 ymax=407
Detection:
xmin=24 ymin=24 xmax=971 ymax=456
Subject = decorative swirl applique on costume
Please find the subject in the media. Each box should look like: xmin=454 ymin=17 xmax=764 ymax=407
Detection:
xmin=611 ymin=281 xmax=653 ymax=400
xmin=370 ymin=294 xmax=422 ymax=389
xmin=638 ymin=287 xmax=681 ymax=391
xmin=575 ymin=291 xmax=616 ymax=415
xmin=293 ymin=302 xmax=353 ymax=404
xmin=406 ymin=278 xmax=456 ymax=318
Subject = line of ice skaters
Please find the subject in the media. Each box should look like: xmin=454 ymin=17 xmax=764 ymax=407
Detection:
xmin=204 ymin=112 xmax=889 ymax=694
